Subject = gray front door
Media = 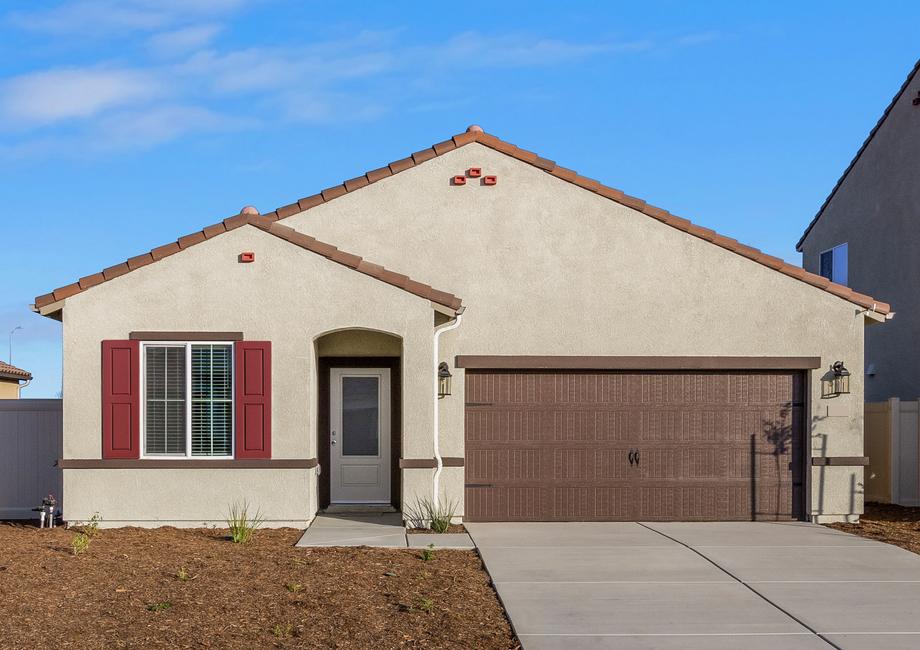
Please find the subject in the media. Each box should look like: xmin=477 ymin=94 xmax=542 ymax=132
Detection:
xmin=330 ymin=367 xmax=391 ymax=503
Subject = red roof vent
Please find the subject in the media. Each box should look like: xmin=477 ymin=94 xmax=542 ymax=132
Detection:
xmin=452 ymin=175 xmax=467 ymax=185
xmin=483 ymin=175 xmax=497 ymax=186
xmin=468 ymin=167 xmax=482 ymax=178
xmin=239 ymin=252 xmax=255 ymax=263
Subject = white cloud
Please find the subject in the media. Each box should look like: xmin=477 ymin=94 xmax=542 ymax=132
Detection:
xmin=92 ymin=104 xmax=255 ymax=149
xmin=7 ymin=0 xmax=247 ymax=37
xmin=429 ymin=32 xmax=652 ymax=67
xmin=0 ymin=68 xmax=160 ymax=126
xmin=147 ymin=24 xmax=222 ymax=57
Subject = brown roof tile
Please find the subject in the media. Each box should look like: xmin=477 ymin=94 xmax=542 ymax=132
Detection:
xmin=0 ymin=360 xmax=31 ymax=381
xmin=321 ymin=185 xmax=347 ymax=202
xmin=202 ymin=223 xmax=226 ymax=239
xmin=127 ymin=253 xmax=155 ymax=270
xmin=35 ymin=127 xmax=890 ymax=317
xmin=297 ymin=194 xmax=325 ymax=211
xmin=78 ymin=273 xmax=105 ymax=290
xmin=365 ymin=167 xmax=393 ymax=184
xmin=150 ymin=242 xmax=180 ymax=260
xmin=102 ymin=263 xmax=130 ymax=280
xmin=342 ymin=176 xmax=368 ymax=193
xmin=411 ymin=148 xmax=437 ymax=164
xmin=276 ymin=203 xmax=301 ymax=219
xmin=35 ymin=212 xmax=462 ymax=313
xmin=177 ymin=231 xmax=206 ymax=249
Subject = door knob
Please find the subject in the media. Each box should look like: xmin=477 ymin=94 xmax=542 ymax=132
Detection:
xmin=331 ymin=440 xmax=337 ymax=445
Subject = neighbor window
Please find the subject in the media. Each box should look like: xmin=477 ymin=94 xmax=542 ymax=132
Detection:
xmin=819 ymin=243 xmax=848 ymax=285
xmin=143 ymin=343 xmax=233 ymax=458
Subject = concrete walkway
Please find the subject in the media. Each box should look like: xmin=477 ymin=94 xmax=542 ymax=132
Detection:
xmin=296 ymin=513 xmax=474 ymax=548
xmin=465 ymin=521 xmax=920 ymax=649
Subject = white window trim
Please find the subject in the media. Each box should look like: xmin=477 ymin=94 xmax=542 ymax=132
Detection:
xmin=139 ymin=341 xmax=235 ymax=460
xmin=819 ymin=242 xmax=848 ymax=285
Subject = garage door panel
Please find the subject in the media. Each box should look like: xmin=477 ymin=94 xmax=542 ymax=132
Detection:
xmin=465 ymin=370 xmax=804 ymax=522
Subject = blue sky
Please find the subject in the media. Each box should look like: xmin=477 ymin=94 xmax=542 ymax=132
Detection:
xmin=1 ymin=1 xmax=917 ymax=397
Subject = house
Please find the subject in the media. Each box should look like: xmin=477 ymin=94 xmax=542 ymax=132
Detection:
xmin=797 ymin=59 xmax=920 ymax=402
xmin=0 ymin=361 xmax=32 ymax=398
xmin=33 ymin=127 xmax=889 ymax=527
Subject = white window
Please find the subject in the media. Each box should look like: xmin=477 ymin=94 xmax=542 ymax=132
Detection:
xmin=819 ymin=243 xmax=848 ymax=285
xmin=142 ymin=342 xmax=233 ymax=458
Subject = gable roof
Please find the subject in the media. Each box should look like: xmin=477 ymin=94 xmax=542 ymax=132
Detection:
xmin=796 ymin=59 xmax=920 ymax=252
xmin=36 ymin=127 xmax=890 ymax=316
xmin=0 ymin=361 xmax=32 ymax=382
xmin=33 ymin=213 xmax=462 ymax=313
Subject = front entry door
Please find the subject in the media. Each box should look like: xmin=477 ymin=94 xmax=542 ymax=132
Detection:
xmin=330 ymin=367 xmax=391 ymax=503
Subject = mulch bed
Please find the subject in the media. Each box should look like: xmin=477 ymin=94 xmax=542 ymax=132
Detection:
xmin=826 ymin=502 xmax=920 ymax=554
xmin=0 ymin=523 xmax=518 ymax=649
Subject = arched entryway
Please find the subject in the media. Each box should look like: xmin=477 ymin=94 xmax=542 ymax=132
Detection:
xmin=314 ymin=329 xmax=403 ymax=511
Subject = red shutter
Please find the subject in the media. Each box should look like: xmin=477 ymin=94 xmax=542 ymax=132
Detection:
xmin=102 ymin=340 xmax=140 ymax=459
xmin=235 ymin=341 xmax=271 ymax=459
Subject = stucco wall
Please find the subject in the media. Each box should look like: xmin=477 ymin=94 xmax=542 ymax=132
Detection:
xmin=800 ymin=69 xmax=920 ymax=402
xmin=60 ymin=141 xmax=873 ymax=525
xmin=0 ymin=380 xmax=20 ymax=399
xmin=61 ymin=226 xmax=436 ymax=526
xmin=286 ymin=142 xmax=869 ymax=522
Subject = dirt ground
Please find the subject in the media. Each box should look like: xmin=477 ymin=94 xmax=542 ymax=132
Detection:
xmin=0 ymin=523 xmax=518 ymax=649
xmin=827 ymin=502 xmax=920 ymax=554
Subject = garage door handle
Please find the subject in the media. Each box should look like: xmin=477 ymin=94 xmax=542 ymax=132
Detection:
xmin=635 ymin=450 xmax=640 ymax=466
xmin=628 ymin=450 xmax=635 ymax=466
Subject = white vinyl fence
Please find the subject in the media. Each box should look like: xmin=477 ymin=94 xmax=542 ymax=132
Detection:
xmin=865 ymin=398 xmax=920 ymax=506
xmin=0 ymin=399 xmax=62 ymax=519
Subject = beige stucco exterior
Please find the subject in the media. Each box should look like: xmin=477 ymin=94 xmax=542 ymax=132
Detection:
xmin=59 ymin=140 xmax=875 ymax=526
xmin=0 ymin=379 xmax=22 ymax=399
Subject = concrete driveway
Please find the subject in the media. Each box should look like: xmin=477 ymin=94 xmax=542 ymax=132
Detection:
xmin=465 ymin=521 xmax=920 ymax=649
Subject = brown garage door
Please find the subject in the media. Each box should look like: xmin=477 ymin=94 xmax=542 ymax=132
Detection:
xmin=464 ymin=370 xmax=805 ymax=522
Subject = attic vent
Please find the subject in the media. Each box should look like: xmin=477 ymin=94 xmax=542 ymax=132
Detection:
xmin=913 ymin=91 xmax=920 ymax=106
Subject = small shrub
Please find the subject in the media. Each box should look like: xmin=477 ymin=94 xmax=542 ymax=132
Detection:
xmin=176 ymin=567 xmax=194 ymax=582
xmin=272 ymin=623 xmax=293 ymax=638
xmin=405 ymin=497 xmax=457 ymax=533
xmin=83 ymin=512 xmax=101 ymax=538
xmin=227 ymin=500 xmax=263 ymax=544
xmin=417 ymin=596 xmax=434 ymax=613
xmin=285 ymin=582 xmax=303 ymax=593
xmin=71 ymin=532 xmax=90 ymax=556
xmin=146 ymin=601 xmax=171 ymax=612
xmin=420 ymin=544 xmax=435 ymax=562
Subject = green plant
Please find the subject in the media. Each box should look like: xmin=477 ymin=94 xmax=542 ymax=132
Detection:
xmin=272 ymin=623 xmax=293 ymax=638
xmin=417 ymin=596 xmax=434 ymax=613
xmin=83 ymin=512 xmax=101 ymax=538
xmin=176 ymin=567 xmax=194 ymax=582
xmin=405 ymin=497 xmax=457 ymax=533
xmin=285 ymin=582 xmax=303 ymax=593
xmin=420 ymin=544 xmax=435 ymax=562
xmin=226 ymin=500 xmax=263 ymax=544
xmin=146 ymin=601 xmax=171 ymax=612
xmin=71 ymin=532 xmax=90 ymax=555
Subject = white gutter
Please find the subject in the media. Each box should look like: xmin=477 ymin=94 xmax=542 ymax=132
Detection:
xmin=432 ymin=314 xmax=462 ymax=504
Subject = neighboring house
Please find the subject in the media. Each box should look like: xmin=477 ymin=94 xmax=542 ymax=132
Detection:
xmin=0 ymin=361 xmax=32 ymax=398
xmin=34 ymin=127 xmax=889 ymax=527
xmin=798 ymin=59 xmax=920 ymax=402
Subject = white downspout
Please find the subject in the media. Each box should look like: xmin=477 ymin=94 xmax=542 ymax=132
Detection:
xmin=432 ymin=314 xmax=462 ymax=504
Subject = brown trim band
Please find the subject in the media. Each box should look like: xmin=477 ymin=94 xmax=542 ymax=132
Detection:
xmin=129 ymin=332 xmax=244 ymax=341
xmin=811 ymin=457 xmax=870 ymax=467
xmin=455 ymin=356 xmax=822 ymax=370
xmin=399 ymin=457 xmax=464 ymax=469
xmin=58 ymin=458 xmax=318 ymax=469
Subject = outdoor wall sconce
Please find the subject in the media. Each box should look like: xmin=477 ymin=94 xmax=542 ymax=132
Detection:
xmin=438 ymin=362 xmax=452 ymax=398
xmin=823 ymin=361 xmax=851 ymax=398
